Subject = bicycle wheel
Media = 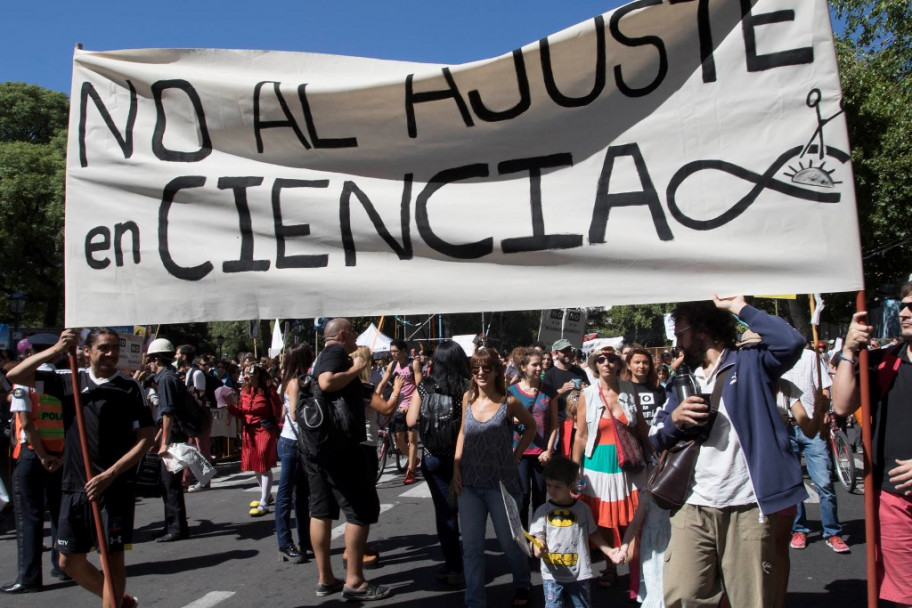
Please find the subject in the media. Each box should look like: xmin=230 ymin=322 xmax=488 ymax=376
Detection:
xmin=394 ymin=438 xmax=408 ymax=474
xmin=831 ymin=429 xmax=856 ymax=493
xmin=375 ymin=436 xmax=388 ymax=483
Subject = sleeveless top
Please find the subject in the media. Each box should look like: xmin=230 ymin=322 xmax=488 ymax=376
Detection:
xmin=460 ymin=399 xmax=521 ymax=494
xmin=394 ymin=359 xmax=417 ymax=408
xmin=280 ymin=391 xmax=298 ymax=441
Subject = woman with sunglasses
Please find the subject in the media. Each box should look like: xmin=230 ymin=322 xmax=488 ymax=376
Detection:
xmin=572 ymin=347 xmax=645 ymax=590
xmin=229 ymin=364 xmax=283 ymax=517
xmin=507 ymin=347 xmax=558 ymax=531
xmin=453 ymin=348 xmax=537 ymax=608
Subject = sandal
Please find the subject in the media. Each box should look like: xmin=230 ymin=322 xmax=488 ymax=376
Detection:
xmin=598 ymin=566 xmax=618 ymax=588
xmin=512 ymin=586 xmax=531 ymax=607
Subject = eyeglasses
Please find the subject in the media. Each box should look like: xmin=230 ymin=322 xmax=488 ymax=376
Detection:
xmin=471 ymin=366 xmax=493 ymax=375
xmin=596 ymin=355 xmax=620 ymax=364
xmin=674 ymin=326 xmax=691 ymax=337
xmin=900 ymin=301 xmax=912 ymax=313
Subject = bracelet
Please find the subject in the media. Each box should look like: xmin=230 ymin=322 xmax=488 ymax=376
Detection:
xmin=835 ymin=352 xmax=857 ymax=367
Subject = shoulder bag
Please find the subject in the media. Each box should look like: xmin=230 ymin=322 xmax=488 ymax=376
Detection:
xmin=647 ymin=366 xmax=732 ymax=510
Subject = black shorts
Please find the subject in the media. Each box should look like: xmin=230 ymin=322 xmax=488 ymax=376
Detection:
xmin=306 ymin=444 xmax=379 ymax=526
xmin=391 ymin=410 xmax=416 ymax=433
xmin=57 ymin=488 xmax=136 ymax=554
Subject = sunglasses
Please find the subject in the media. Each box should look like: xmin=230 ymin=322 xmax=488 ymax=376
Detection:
xmin=471 ymin=366 xmax=493 ymax=375
xmin=596 ymin=354 xmax=620 ymax=364
xmin=900 ymin=301 xmax=912 ymax=313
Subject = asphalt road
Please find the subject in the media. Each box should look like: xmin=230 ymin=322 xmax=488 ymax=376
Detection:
xmin=0 ymin=448 xmax=873 ymax=608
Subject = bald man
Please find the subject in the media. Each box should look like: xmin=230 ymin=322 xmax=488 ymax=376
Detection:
xmin=306 ymin=319 xmax=390 ymax=601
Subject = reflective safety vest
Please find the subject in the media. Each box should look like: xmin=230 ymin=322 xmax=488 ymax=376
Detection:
xmin=12 ymin=389 xmax=65 ymax=459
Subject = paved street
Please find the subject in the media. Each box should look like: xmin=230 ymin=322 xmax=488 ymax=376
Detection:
xmin=0 ymin=449 xmax=872 ymax=607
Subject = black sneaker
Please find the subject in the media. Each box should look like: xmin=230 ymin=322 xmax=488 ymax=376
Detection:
xmin=341 ymin=582 xmax=392 ymax=602
xmin=315 ymin=580 xmax=344 ymax=597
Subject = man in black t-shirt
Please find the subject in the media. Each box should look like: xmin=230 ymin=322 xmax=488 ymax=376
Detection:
xmin=307 ymin=318 xmax=390 ymax=602
xmin=834 ymin=281 xmax=912 ymax=606
xmin=7 ymin=328 xmax=154 ymax=608
xmin=542 ymin=339 xmax=589 ymax=421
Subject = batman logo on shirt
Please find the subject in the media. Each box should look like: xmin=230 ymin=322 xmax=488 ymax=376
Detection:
xmin=547 ymin=509 xmax=578 ymax=527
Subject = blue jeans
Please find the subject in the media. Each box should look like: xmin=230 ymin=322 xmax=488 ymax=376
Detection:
xmin=788 ymin=426 xmax=842 ymax=538
xmin=421 ymin=452 xmax=461 ymax=573
xmin=517 ymin=454 xmax=546 ymax=531
xmin=458 ymin=485 xmax=531 ymax=608
xmin=275 ymin=437 xmax=310 ymax=550
xmin=543 ymin=579 xmax=591 ymax=608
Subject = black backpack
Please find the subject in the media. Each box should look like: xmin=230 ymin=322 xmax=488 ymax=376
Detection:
xmin=201 ymin=371 xmax=221 ymax=409
xmin=170 ymin=372 xmax=206 ymax=438
xmin=419 ymin=385 xmax=460 ymax=458
xmin=293 ymin=357 xmax=358 ymax=462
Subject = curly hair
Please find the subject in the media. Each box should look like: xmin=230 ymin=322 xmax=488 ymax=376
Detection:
xmin=672 ymin=301 xmax=737 ymax=346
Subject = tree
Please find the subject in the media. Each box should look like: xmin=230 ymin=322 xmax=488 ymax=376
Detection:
xmin=821 ymin=1 xmax=912 ymax=322
xmin=590 ymin=303 xmax=674 ymax=347
xmin=0 ymin=83 xmax=69 ymax=328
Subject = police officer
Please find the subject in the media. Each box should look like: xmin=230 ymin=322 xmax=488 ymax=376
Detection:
xmin=1 ymin=331 xmax=76 ymax=594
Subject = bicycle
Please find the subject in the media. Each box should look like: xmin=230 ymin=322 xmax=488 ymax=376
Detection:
xmin=826 ymin=408 xmax=856 ymax=493
xmin=375 ymin=417 xmax=407 ymax=483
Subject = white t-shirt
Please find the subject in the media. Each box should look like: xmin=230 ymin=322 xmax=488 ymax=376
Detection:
xmin=687 ymin=351 xmax=757 ymax=508
xmin=185 ymin=367 xmax=206 ymax=391
xmin=280 ymin=391 xmax=299 ymax=441
xmin=781 ymin=348 xmax=831 ymax=418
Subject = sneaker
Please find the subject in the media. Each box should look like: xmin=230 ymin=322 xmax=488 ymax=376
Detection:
xmin=249 ymin=505 xmax=268 ymax=517
xmin=404 ymin=470 xmax=417 ymax=485
xmin=187 ymin=483 xmax=209 ymax=493
xmin=341 ymin=582 xmax=392 ymax=602
xmin=789 ymin=532 xmax=807 ymax=549
xmin=315 ymin=580 xmax=344 ymax=597
xmin=826 ymin=535 xmax=851 ymax=553
xmin=121 ymin=594 xmax=139 ymax=608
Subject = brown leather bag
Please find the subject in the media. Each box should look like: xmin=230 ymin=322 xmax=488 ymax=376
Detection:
xmin=647 ymin=366 xmax=731 ymax=510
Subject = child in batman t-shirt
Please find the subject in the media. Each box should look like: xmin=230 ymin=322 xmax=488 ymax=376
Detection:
xmin=530 ymin=456 xmax=614 ymax=608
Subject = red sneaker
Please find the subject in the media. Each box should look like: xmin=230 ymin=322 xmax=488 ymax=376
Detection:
xmin=825 ymin=535 xmax=850 ymax=553
xmin=789 ymin=532 xmax=807 ymax=549
xmin=404 ymin=470 xmax=417 ymax=485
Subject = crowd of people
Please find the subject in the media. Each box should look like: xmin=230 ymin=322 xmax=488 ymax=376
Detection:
xmin=0 ymin=288 xmax=910 ymax=607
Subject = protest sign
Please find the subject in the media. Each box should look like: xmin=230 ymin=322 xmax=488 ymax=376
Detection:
xmin=65 ymin=0 xmax=861 ymax=325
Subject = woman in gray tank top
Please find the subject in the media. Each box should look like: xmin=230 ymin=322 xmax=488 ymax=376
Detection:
xmin=453 ymin=349 xmax=537 ymax=608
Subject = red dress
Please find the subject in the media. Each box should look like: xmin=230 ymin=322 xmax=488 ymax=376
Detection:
xmin=229 ymin=388 xmax=281 ymax=472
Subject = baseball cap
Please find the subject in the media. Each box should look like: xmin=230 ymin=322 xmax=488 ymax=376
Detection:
xmin=552 ymin=339 xmax=573 ymax=352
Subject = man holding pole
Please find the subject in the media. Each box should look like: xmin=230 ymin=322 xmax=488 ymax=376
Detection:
xmin=833 ymin=281 xmax=912 ymax=607
xmin=9 ymin=328 xmax=155 ymax=608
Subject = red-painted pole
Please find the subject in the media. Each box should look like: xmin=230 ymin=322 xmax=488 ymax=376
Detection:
xmin=855 ymin=292 xmax=877 ymax=608
xmin=68 ymin=353 xmax=118 ymax=606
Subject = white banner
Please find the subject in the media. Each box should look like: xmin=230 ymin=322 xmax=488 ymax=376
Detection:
xmin=65 ymin=0 xmax=862 ymax=326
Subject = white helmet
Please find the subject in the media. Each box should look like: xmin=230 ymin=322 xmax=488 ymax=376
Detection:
xmin=147 ymin=338 xmax=175 ymax=357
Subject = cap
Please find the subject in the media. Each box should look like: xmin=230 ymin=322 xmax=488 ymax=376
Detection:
xmin=552 ymin=338 xmax=573 ymax=352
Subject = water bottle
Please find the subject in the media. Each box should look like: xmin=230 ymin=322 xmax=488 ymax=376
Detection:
xmin=673 ymin=363 xmax=697 ymax=404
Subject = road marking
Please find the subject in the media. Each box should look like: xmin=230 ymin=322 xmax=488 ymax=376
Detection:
xmin=400 ymin=481 xmax=430 ymax=498
xmin=331 ymin=504 xmax=395 ymax=540
xmin=181 ymin=591 xmax=236 ymax=608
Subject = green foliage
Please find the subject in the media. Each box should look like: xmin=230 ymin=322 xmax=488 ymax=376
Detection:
xmin=0 ymin=83 xmax=69 ymax=144
xmin=0 ymin=128 xmax=68 ymax=326
xmin=591 ymin=303 xmax=675 ymax=347
xmin=822 ymin=0 xmax=912 ymax=321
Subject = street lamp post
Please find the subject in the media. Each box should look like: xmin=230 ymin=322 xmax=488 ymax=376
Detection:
xmin=9 ymin=291 xmax=28 ymax=341
xmin=216 ymin=335 xmax=224 ymax=359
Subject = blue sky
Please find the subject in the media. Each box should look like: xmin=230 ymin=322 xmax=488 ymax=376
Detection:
xmin=3 ymin=1 xmax=626 ymax=96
